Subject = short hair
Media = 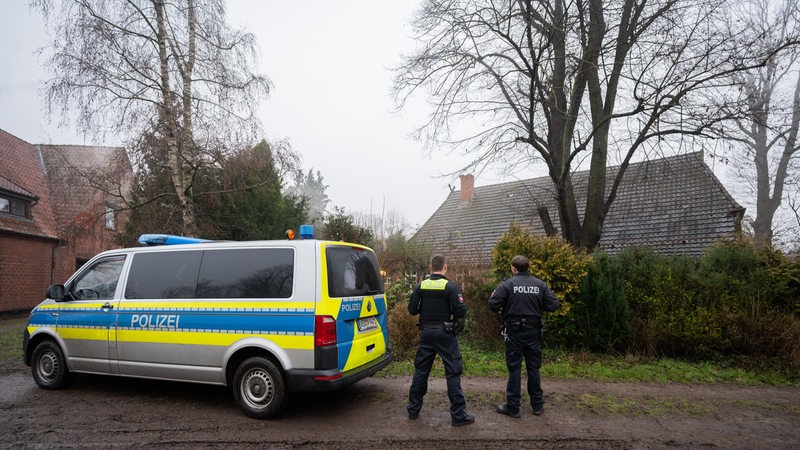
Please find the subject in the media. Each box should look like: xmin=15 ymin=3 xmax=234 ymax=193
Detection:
xmin=511 ymin=255 xmax=529 ymax=272
xmin=430 ymin=254 xmax=446 ymax=271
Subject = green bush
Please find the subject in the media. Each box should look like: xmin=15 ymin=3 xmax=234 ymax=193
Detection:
xmin=385 ymin=275 xmax=415 ymax=310
xmin=575 ymin=252 xmax=630 ymax=352
xmin=387 ymin=301 xmax=419 ymax=360
xmin=490 ymin=223 xmax=591 ymax=347
xmin=615 ymin=241 xmax=800 ymax=371
xmin=385 ymin=278 xmax=418 ymax=359
xmin=617 ymin=247 xmax=723 ymax=358
xmin=459 ymin=271 xmax=503 ymax=351
xmin=721 ymin=309 xmax=800 ymax=374
xmin=699 ymin=240 xmax=800 ymax=315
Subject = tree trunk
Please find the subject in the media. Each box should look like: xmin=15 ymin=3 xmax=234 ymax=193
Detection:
xmin=156 ymin=0 xmax=198 ymax=236
xmin=750 ymin=62 xmax=800 ymax=249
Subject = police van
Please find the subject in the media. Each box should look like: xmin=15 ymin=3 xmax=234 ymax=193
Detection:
xmin=22 ymin=226 xmax=392 ymax=418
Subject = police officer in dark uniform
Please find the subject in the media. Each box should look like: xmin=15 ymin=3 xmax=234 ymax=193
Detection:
xmin=489 ymin=255 xmax=560 ymax=417
xmin=406 ymin=254 xmax=474 ymax=427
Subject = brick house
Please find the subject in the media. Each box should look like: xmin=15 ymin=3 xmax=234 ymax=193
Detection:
xmin=0 ymin=129 xmax=132 ymax=313
xmin=413 ymin=152 xmax=745 ymax=267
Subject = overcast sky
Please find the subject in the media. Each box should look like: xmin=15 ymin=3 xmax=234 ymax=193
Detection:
xmin=0 ymin=0 xmax=522 ymax=231
xmin=1 ymin=1 xmax=748 ymax=236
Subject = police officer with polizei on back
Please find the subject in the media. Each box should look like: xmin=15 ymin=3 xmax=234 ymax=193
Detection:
xmin=489 ymin=255 xmax=560 ymax=418
xmin=406 ymin=254 xmax=475 ymax=427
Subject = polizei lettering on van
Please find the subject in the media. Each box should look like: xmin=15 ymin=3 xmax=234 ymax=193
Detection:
xmin=130 ymin=314 xmax=180 ymax=329
xmin=513 ymin=286 xmax=540 ymax=294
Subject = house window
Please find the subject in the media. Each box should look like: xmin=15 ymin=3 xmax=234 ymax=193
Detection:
xmin=0 ymin=195 xmax=29 ymax=218
xmin=105 ymin=204 xmax=116 ymax=230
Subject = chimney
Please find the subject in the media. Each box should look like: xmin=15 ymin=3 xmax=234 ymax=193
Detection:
xmin=460 ymin=174 xmax=474 ymax=203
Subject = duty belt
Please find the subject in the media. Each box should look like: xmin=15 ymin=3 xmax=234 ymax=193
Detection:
xmin=505 ymin=317 xmax=540 ymax=330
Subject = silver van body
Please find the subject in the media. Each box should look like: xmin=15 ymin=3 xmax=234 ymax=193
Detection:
xmin=23 ymin=238 xmax=392 ymax=418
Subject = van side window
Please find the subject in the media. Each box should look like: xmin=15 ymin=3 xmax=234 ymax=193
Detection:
xmin=70 ymin=255 xmax=126 ymax=300
xmin=326 ymin=246 xmax=384 ymax=298
xmin=197 ymin=248 xmax=294 ymax=298
xmin=125 ymin=251 xmax=202 ymax=299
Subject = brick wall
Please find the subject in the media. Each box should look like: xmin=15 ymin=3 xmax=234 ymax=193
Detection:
xmin=0 ymin=211 xmax=127 ymax=313
xmin=0 ymin=234 xmax=59 ymax=312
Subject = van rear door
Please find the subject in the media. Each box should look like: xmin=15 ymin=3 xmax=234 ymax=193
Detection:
xmin=320 ymin=244 xmax=388 ymax=372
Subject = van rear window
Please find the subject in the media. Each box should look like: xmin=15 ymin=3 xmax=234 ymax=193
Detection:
xmin=326 ymin=246 xmax=384 ymax=298
xmin=125 ymin=248 xmax=294 ymax=299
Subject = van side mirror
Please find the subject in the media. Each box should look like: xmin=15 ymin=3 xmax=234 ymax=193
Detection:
xmin=47 ymin=284 xmax=65 ymax=301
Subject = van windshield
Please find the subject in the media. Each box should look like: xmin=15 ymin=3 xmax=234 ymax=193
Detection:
xmin=326 ymin=246 xmax=384 ymax=298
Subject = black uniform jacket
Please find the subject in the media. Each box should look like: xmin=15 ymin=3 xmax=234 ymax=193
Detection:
xmin=408 ymin=274 xmax=466 ymax=324
xmin=488 ymin=271 xmax=560 ymax=321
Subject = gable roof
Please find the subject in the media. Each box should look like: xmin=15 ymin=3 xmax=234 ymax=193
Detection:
xmin=0 ymin=129 xmax=60 ymax=240
xmin=413 ymin=152 xmax=744 ymax=264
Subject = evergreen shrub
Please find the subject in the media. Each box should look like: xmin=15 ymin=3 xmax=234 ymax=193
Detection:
xmin=575 ymin=252 xmax=630 ymax=352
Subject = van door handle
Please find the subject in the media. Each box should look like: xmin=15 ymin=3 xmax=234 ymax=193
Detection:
xmin=101 ymin=302 xmax=114 ymax=310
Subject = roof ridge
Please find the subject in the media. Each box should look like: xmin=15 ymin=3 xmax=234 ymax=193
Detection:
xmin=462 ymin=151 xmax=704 ymax=194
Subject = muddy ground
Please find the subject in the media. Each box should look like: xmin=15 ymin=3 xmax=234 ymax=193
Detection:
xmin=2 ymin=355 xmax=798 ymax=450
xmin=1 ymin=313 xmax=798 ymax=449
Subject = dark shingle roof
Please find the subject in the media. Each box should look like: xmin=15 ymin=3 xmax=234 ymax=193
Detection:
xmin=413 ymin=152 xmax=744 ymax=264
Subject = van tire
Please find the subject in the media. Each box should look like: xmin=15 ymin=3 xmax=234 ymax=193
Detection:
xmin=31 ymin=340 xmax=71 ymax=389
xmin=232 ymin=356 xmax=286 ymax=419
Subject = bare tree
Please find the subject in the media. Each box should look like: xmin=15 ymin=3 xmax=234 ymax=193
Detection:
xmin=394 ymin=0 xmax=785 ymax=250
xmin=33 ymin=0 xmax=270 ymax=235
xmin=714 ymin=0 xmax=800 ymax=249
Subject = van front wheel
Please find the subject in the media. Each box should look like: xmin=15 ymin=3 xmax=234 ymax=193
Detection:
xmin=232 ymin=356 xmax=286 ymax=419
xmin=31 ymin=340 xmax=70 ymax=389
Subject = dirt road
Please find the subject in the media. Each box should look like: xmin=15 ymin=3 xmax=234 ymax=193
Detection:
xmin=1 ymin=354 xmax=798 ymax=449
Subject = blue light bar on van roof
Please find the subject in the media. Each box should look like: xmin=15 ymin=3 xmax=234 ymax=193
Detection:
xmin=299 ymin=224 xmax=314 ymax=239
xmin=137 ymin=234 xmax=213 ymax=246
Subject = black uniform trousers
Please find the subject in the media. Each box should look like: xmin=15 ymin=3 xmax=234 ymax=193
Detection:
xmin=504 ymin=327 xmax=543 ymax=412
xmin=407 ymin=325 xmax=468 ymax=420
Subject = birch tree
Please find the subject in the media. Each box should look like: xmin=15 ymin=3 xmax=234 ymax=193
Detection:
xmin=34 ymin=0 xmax=270 ymax=236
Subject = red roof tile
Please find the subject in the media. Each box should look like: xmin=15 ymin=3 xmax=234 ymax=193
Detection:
xmin=0 ymin=129 xmax=59 ymax=240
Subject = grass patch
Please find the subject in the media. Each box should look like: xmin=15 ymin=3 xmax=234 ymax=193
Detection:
xmin=563 ymin=393 xmax=717 ymax=417
xmin=574 ymin=393 xmax=638 ymax=415
xmin=0 ymin=318 xmax=26 ymax=362
xmin=380 ymin=343 xmax=800 ymax=386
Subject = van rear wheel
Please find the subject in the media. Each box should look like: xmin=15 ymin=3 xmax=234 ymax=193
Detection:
xmin=232 ymin=356 xmax=286 ymax=419
xmin=31 ymin=340 xmax=70 ymax=389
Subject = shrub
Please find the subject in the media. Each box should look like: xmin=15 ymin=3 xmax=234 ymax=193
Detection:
xmin=720 ymin=309 xmax=800 ymax=374
xmin=387 ymin=301 xmax=419 ymax=360
xmin=459 ymin=271 xmax=503 ymax=350
xmin=490 ymin=223 xmax=591 ymax=347
xmin=385 ymin=277 xmax=418 ymax=360
xmin=699 ymin=240 xmax=800 ymax=315
xmin=616 ymin=242 xmax=800 ymax=369
xmin=575 ymin=252 xmax=630 ymax=352
xmin=616 ymin=247 xmax=723 ymax=358
xmin=385 ymin=275 xmax=415 ymax=310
